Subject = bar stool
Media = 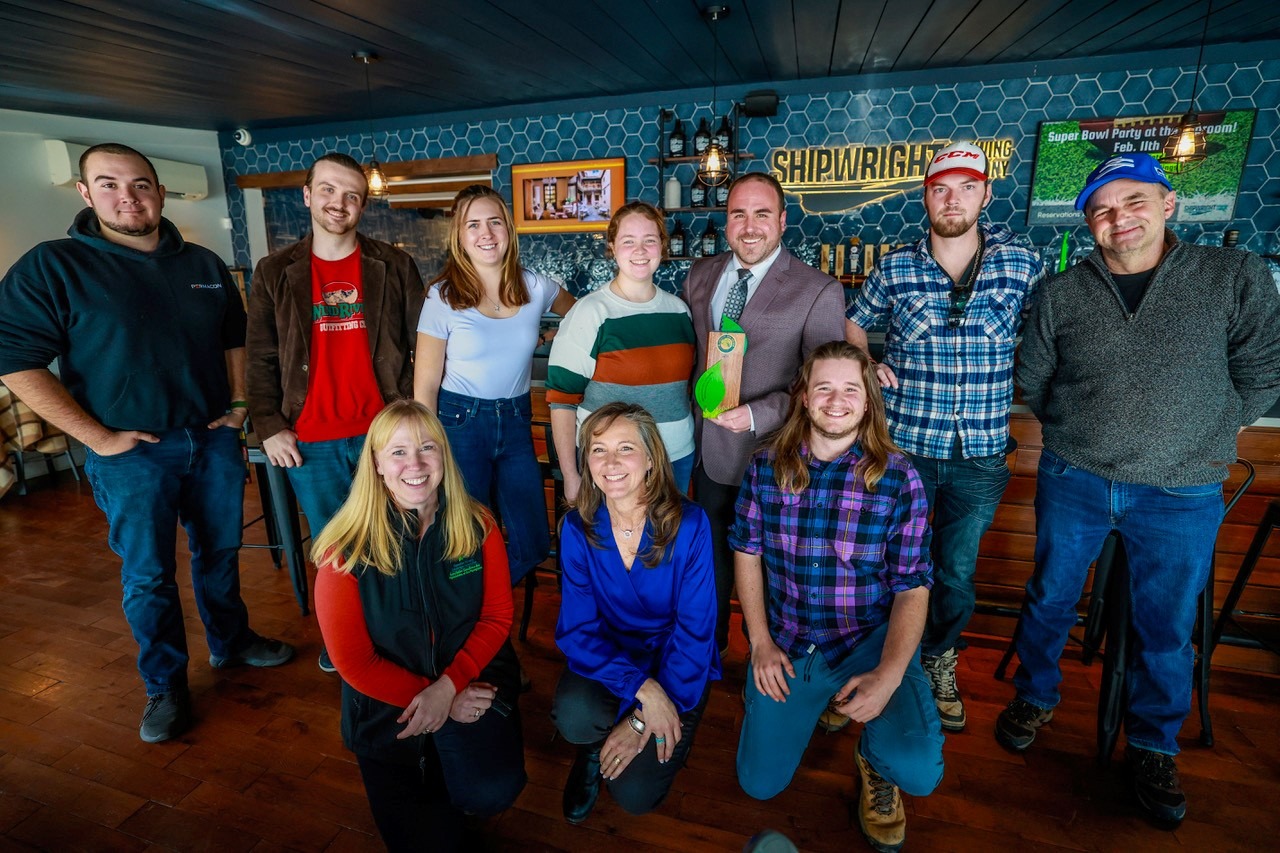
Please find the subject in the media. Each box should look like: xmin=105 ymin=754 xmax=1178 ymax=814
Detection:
xmin=519 ymin=422 xmax=566 ymax=642
xmin=242 ymin=436 xmax=311 ymax=616
xmin=1209 ymin=497 xmax=1280 ymax=664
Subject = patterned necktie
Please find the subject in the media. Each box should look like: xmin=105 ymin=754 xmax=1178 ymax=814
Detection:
xmin=722 ymin=268 xmax=752 ymax=327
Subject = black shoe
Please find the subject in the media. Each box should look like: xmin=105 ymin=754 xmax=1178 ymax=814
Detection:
xmin=995 ymin=697 xmax=1053 ymax=752
xmin=562 ymin=742 xmax=604 ymax=824
xmin=209 ymin=635 xmax=295 ymax=669
xmin=139 ymin=690 xmax=191 ymax=743
xmin=1126 ymin=746 xmax=1187 ymax=825
xmin=318 ymin=648 xmax=336 ymax=673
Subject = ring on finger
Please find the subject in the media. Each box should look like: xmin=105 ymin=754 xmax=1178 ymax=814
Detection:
xmin=473 ymin=708 xmax=481 ymax=718
xmin=654 ymin=736 xmax=666 ymax=744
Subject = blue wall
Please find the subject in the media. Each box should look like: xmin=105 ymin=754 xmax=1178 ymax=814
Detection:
xmin=221 ymin=54 xmax=1280 ymax=295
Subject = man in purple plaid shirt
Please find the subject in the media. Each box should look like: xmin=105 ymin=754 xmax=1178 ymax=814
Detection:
xmin=731 ymin=342 xmax=942 ymax=853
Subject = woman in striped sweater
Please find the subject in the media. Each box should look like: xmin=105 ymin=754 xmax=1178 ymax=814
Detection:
xmin=547 ymin=202 xmax=696 ymax=501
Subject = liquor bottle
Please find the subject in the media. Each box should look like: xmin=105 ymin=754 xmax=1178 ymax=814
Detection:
xmin=714 ymin=179 xmax=730 ymax=207
xmin=715 ymin=115 xmax=733 ymax=152
xmin=664 ymin=174 xmax=682 ymax=209
xmin=669 ymin=218 xmax=686 ymax=257
xmin=689 ymin=173 xmax=707 ymax=208
xmin=693 ymin=117 xmax=712 ymax=155
xmin=701 ymin=218 xmax=719 ymax=256
xmin=668 ymin=118 xmax=687 ymax=157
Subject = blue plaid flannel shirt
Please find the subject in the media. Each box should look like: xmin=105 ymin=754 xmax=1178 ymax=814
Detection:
xmin=729 ymin=442 xmax=932 ymax=665
xmin=847 ymin=223 xmax=1045 ymax=459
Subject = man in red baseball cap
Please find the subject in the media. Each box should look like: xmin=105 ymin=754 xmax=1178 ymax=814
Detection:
xmin=846 ymin=140 xmax=1045 ymax=736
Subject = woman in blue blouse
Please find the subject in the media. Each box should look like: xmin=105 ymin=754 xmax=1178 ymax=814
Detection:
xmin=553 ymin=402 xmax=720 ymax=824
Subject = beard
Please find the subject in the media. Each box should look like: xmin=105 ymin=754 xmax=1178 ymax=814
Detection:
xmin=931 ymin=210 xmax=978 ymax=239
xmin=98 ymin=215 xmax=159 ymax=238
xmin=809 ymin=419 xmax=860 ymax=443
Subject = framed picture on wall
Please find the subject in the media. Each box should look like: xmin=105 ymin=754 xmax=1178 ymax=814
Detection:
xmin=510 ymin=158 xmax=625 ymax=233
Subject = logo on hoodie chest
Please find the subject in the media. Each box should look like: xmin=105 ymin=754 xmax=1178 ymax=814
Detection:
xmin=447 ymin=557 xmax=483 ymax=581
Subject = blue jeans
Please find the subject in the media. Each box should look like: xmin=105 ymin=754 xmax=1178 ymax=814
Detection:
xmin=436 ymin=389 xmax=549 ymax=585
xmin=85 ymin=426 xmax=252 ymax=695
xmin=285 ymin=435 xmax=366 ymax=538
xmin=1012 ymin=449 xmax=1223 ymax=755
xmin=908 ymin=451 xmax=1011 ymax=655
xmin=737 ymin=623 xmax=944 ymax=800
xmin=670 ymin=452 xmax=694 ymax=496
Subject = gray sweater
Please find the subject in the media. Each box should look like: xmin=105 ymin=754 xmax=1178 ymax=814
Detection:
xmin=1016 ymin=232 xmax=1280 ymax=486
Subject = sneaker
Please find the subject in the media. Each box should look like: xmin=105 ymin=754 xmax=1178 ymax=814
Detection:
xmin=317 ymin=647 xmax=336 ymax=673
xmin=854 ymin=740 xmax=905 ymax=853
xmin=817 ymin=707 xmax=851 ymax=733
xmin=995 ymin=697 xmax=1054 ymax=752
xmin=1126 ymin=746 xmax=1187 ymax=825
xmin=209 ymin=635 xmax=296 ymax=669
xmin=139 ymin=691 xmax=191 ymax=743
xmin=921 ymin=648 xmax=966 ymax=732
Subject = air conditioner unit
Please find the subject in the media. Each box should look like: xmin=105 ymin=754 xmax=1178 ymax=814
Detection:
xmin=45 ymin=140 xmax=210 ymax=201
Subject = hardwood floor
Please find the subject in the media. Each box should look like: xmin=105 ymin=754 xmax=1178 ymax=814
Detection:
xmin=1 ymin=476 xmax=1278 ymax=852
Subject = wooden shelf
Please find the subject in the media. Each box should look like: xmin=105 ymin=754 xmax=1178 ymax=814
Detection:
xmin=648 ymin=153 xmax=756 ymax=165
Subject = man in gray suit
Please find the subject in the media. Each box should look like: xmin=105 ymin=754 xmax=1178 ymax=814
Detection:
xmin=682 ymin=172 xmax=846 ymax=652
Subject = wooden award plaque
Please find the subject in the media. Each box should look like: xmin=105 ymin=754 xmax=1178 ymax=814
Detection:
xmin=705 ymin=331 xmax=746 ymax=411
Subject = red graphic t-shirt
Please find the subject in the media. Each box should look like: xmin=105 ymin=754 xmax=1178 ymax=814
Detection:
xmin=293 ymin=246 xmax=385 ymax=442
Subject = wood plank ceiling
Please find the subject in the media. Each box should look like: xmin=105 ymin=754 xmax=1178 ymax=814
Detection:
xmin=1 ymin=0 xmax=1277 ymax=132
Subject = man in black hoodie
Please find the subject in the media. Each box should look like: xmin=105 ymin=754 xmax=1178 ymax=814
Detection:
xmin=0 ymin=143 xmax=294 ymax=744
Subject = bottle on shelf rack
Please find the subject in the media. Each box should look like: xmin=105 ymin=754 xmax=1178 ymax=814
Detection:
xmin=714 ymin=179 xmax=730 ymax=207
xmin=664 ymin=174 xmax=682 ymax=209
xmin=693 ymin=117 xmax=712 ymax=155
xmin=668 ymin=118 xmax=687 ymax=157
xmin=689 ymin=173 xmax=707 ymax=208
xmin=701 ymin=219 xmax=719 ymax=257
xmin=669 ymin=218 xmax=686 ymax=257
xmin=715 ymin=115 xmax=733 ymax=152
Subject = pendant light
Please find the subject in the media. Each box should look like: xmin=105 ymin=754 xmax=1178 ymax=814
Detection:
xmin=1161 ymin=0 xmax=1212 ymax=174
xmin=353 ymin=49 xmax=389 ymax=197
xmin=697 ymin=5 xmax=731 ymax=188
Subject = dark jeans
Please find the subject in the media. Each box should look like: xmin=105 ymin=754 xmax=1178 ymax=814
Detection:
xmin=437 ymin=388 xmax=549 ymax=585
xmin=356 ymin=706 xmax=526 ymax=852
xmin=552 ymin=669 xmax=708 ymax=815
xmin=693 ymin=464 xmax=741 ymax=651
xmin=908 ymin=451 xmax=1011 ymax=656
xmin=84 ymin=426 xmax=252 ymax=694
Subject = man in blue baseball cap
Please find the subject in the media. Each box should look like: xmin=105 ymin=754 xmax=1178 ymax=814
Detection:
xmin=1000 ymin=152 xmax=1280 ymax=826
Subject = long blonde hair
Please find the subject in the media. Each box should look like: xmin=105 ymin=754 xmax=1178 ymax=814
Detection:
xmin=311 ymin=400 xmax=491 ymax=575
xmin=430 ymin=185 xmax=528 ymax=310
xmin=574 ymin=403 xmax=683 ymax=569
xmin=770 ymin=341 xmax=900 ymax=494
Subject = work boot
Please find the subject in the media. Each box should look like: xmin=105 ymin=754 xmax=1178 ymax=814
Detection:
xmin=562 ymin=741 xmax=604 ymax=824
xmin=139 ymin=690 xmax=191 ymax=744
xmin=854 ymin=739 xmax=905 ymax=852
xmin=921 ymin=648 xmax=966 ymax=732
xmin=817 ymin=707 xmax=851 ymax=733
xmin=995 ymin=697 xmax=1054 ymax=752
xmin=1126 ymin=745 xmax=1187 ymax=825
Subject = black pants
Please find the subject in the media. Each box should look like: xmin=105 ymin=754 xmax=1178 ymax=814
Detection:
xmin=695 ymin=464 xmax=743 ymax=651
xmin=552 ymin=668 xmax=708 ymax=815
xmin=356 ymin=707 xmax=526 ymax=852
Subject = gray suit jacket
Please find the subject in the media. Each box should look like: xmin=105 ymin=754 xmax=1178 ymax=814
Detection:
xmin=682 ymin=247 xmax=846 ymax=486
